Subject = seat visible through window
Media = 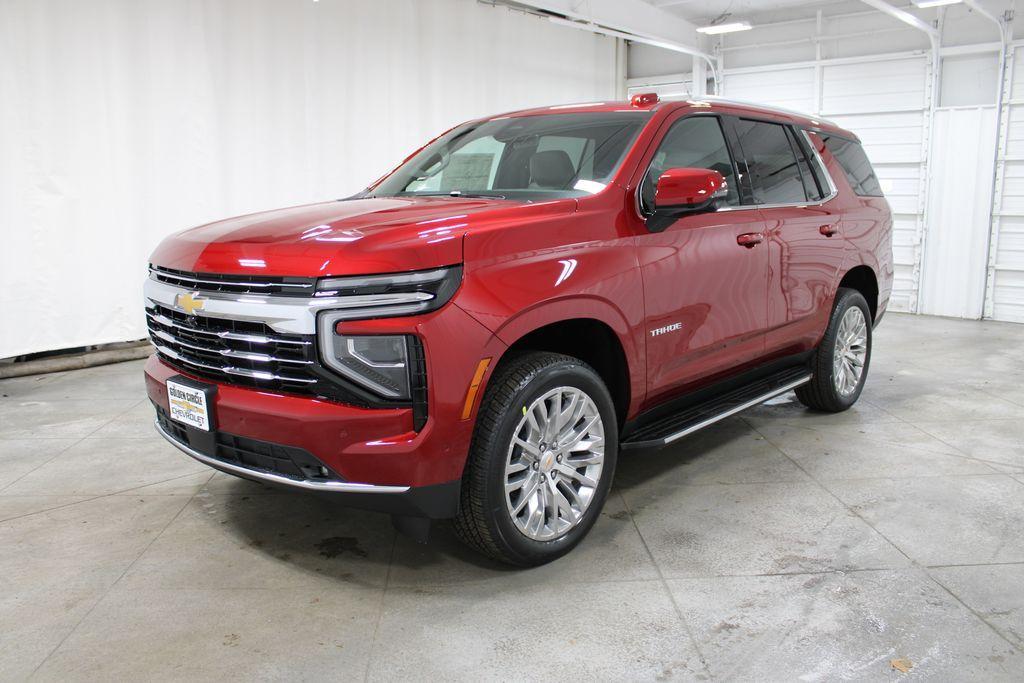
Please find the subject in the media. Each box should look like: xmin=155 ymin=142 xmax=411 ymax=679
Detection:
xmin=529 ymin=150 xmax=576 ymax=189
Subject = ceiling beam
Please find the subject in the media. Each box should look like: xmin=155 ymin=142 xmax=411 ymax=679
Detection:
xmin=505 ymin=0 xmax=700 ymax=47
xmin=502 ymin=0 xmax=715 ymax=90
xmin=857 ymin=0 xmax=939 ymax=38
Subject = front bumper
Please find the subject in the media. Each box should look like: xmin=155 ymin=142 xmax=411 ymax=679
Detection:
xmin=143 ymin=294 xmax=505 ymax=518
xmin=153 ymin=411 xmax=461 ymax=518
xmin=145 ymin=354 xmax=465 ymax=518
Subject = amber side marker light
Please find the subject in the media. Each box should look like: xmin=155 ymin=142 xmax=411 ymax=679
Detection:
xmin=461 ymin=358 xmax=492 ymax=420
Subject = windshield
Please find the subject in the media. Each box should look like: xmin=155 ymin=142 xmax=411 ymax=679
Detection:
xmin=368 ymin=112 xmax=650 ymax=200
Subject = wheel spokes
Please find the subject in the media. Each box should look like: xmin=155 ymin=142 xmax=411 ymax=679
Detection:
xmin=504 ymin=386 xmax=605 ymax=541
xmin=832 ymin=306 xmax=869 ymax=397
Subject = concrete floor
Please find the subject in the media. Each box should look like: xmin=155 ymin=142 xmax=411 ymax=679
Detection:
xmin=2 ymin=313 xmax=1024 ymax=681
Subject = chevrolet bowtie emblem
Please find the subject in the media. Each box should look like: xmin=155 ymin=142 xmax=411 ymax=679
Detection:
xmin=174 ymin=292 xmax=206 ymax=315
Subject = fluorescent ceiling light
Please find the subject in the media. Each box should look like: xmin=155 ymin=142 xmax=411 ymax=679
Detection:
xmin=547 ymin=16 xmax=712 ymax=59
xmin=696 ymin=21 xmax=752 ymax=35
xmin=911 ymin=0 xmax=962 ymax=6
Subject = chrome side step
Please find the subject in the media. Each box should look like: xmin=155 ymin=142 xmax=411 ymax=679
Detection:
xmin=621 ymin=369 xmax=812 ymax=451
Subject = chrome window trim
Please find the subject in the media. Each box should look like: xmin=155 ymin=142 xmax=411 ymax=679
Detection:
xmin=799 ymin=128 xmax=839 ymax=201
xmin=155 ymin=420 xmax=411 ymax=494
xmin=634 ymin=120 xmax=839 ymax=223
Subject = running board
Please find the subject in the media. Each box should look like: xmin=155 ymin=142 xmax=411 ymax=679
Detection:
xmin=621 ymin=368 xmax=812 ymax=451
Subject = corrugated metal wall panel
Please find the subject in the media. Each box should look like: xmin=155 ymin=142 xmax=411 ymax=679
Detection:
xmin=824 ymin=57 xmax=930 ymax=313
xmin=991 ymin=271 xmax=1024 ymax=321
xmin=720 ymin=55 xmax=930 ymax=314
xmin=821 ymin=58 xmax=927 ymax=114
xmin=720 ymin=67 xmax=817 ymax=114
xmin=987 ymin=45 xmax=1024 ymax=322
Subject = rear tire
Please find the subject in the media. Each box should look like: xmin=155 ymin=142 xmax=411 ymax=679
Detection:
xmin=453 ymin=351 xmax=618 ymax=567
xmin=796 ymin=288 xmax=872 ymax=413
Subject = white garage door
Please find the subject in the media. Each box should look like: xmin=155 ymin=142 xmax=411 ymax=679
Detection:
xmin=721 ymin=66 xmax=817 ymax=114
xmin=987 ymin=46 xmax=1024 ymax=323
xmin=723 ymin=55 xmax=931 ymax=314
xmin=823 ymin=57 xmax=930 ymax=314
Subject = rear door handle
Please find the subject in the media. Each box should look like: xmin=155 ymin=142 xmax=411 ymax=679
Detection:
xmin=737 ymin=232 xmax=764 ymax=248
xmin=819 ymin=224 xmax=839 ymax=237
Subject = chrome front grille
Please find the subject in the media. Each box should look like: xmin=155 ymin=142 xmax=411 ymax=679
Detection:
xmin=144 ymin=264 xmax=437 ymax=416
xmin=149 ymin=265 xmax=316 ymax=297
xmin=146 ymin=303 xmax=321 ymax=393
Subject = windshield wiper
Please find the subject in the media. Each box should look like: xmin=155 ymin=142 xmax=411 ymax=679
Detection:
xmin=405 ymin=191 xmax=508 ymax=199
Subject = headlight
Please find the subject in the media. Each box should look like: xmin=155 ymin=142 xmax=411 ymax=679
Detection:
xmin=315 ymin=266 xmax=458 ymax=401
xmin=320 ymin=333 xmax=413 ymax=399
xmin=314 ymin=265 xmax=462 ymax=321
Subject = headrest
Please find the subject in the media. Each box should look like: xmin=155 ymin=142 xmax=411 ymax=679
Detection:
xmin=529 ymin=150 xmax=576 ymax=189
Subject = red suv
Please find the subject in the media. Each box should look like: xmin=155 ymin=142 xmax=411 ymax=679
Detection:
xmin=144 ymin=94 xmax=892 ymax=566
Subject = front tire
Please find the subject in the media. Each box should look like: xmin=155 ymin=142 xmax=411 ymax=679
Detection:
xmin=796 ymin=288 xmax=872 ymax=412
xmin=453 ymin=352 xmax=618 ymax=566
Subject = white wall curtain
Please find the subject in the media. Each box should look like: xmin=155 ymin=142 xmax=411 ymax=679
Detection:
xmin=0 ymin=0 xmax=618 ymax=358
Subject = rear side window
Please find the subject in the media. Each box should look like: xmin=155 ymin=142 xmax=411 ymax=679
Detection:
xmin=732 ymin=119 xmax=807 ymax=205
xmin=822 ymin=136 xmax=884 ymax=197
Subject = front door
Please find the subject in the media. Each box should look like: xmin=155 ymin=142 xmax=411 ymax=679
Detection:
xmin=633 ymin=114 xmax=770 ymax=408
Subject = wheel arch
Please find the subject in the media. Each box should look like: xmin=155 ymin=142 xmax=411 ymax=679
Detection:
xmin=837 ymin=264 xmax=879 ymax=321
xmin=490 ymin=303 xmax=638 ymax=427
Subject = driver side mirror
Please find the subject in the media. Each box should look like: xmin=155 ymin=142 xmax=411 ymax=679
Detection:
xmin=647 ymin=167 xmax=728 ymax=233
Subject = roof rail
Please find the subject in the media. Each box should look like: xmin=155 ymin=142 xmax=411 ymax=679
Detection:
xmin=660 ymin=94 xmax=839 ymax=128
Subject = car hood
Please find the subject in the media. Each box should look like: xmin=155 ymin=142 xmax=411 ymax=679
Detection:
xmin=149 ymin=196 xmax=575 ymax=277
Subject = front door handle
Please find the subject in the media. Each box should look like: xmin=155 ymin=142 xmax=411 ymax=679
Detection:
xmin=819 ymin=224 xmax=839 ymax=237
xmin=737 ymin=232 xmax=764 ymax=248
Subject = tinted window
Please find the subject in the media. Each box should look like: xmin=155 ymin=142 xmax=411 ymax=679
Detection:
xmin=733 ymin=119 xmax=807 ymax=205
xmin=371 ymin=112 xmax=649 ymax=200
xmin=640 ymin=116 xmax=740 ymax=214
xmin=799 ymin=131 xmax=834 ymax=200
xmin=788 ymin=128 xmax=825 ymax=201
xmin=822 ymin=136 xmax=883 ymax=196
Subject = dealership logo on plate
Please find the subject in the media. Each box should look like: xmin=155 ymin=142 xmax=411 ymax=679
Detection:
xmin=174 ymin=291 xmax=206 ymax=315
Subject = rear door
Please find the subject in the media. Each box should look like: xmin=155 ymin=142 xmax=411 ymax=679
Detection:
xmin=633 ymin=113 xmax=770 ymax=407
xmin=728 ymin=117 xmax=843 ymax=357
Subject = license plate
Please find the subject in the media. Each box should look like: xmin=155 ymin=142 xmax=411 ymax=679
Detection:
xmin=166 ymin=378 xmax=213 ymax=431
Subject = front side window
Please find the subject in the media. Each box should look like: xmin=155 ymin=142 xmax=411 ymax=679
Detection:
xmin=370 ymin=112 xmax=650 ymax=200
xmin=733 ymin=119 xmax=808 ymax=205
xmin=639 ymin=116 xmax=741 ymax=214
xmin=822 ymin=135 xmax=884 ymax=197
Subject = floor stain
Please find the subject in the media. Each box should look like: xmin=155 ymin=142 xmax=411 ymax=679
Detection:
xmin=712 ymin=621 xmax=741 ymax=633
xmin=315 ymin=536 xmax=367 ymax=558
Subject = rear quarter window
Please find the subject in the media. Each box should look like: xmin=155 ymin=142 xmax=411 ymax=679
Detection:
xmin=822 ymin=136 xmax=884 ymax=197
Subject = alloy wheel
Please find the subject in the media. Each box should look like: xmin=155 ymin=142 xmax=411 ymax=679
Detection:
xmin=833 ymin=306 xmax=868 ymax=396
xmin=503 ymin=386 xmax=605 ymax=541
